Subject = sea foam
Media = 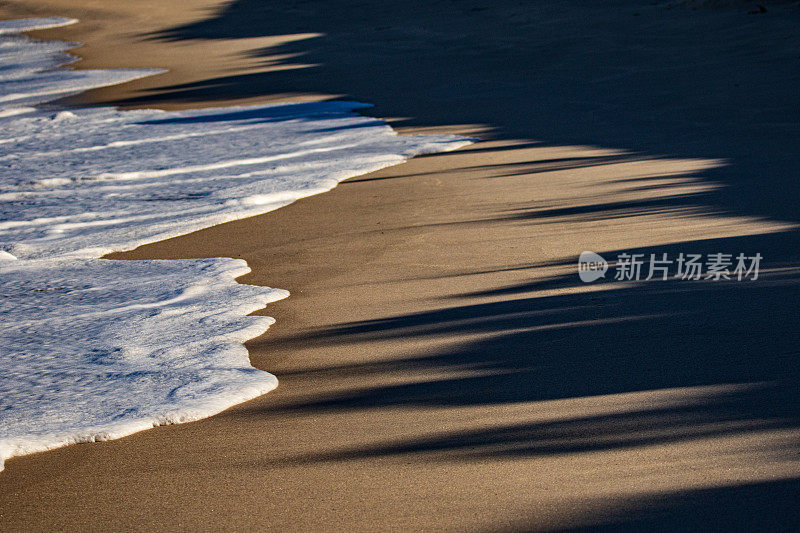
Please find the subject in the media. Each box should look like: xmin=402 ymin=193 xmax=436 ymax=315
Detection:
xmin=0 ymin=18 xmax=471 ymax=469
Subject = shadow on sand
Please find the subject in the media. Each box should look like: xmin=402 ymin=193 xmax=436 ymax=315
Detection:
xmin=119 ymin=0 xmax=800 ymax=528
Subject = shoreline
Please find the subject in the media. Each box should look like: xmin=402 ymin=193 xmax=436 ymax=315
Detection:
xmin=2 ymin=1 xmax=800 ymax=530
xmin=0 ymin=19 xmax=470 ymax=471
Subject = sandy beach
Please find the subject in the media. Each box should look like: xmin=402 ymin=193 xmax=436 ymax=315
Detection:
xmin=1 ymin=0 xmax=800 ymax=530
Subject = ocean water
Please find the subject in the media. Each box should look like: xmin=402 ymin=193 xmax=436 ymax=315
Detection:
xmin=0 ymin=18 xmax=471 ymax=469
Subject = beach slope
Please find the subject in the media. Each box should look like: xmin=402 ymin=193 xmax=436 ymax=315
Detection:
xmin=1 ymin=0 xmax=800 ymax=530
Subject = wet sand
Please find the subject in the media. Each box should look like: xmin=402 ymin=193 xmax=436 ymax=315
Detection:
xmin=1 ymin=0 xmax=800 ymax=530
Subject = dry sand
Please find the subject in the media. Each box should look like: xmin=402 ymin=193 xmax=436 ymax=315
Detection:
xmin=1 ymin=0 xmax=800 ymax=530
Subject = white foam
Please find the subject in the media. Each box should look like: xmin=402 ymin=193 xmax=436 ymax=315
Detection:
xmin=0 ymin=17 xmax=76 ymax=34
xmin=0 ymin=19 xmax=472 ymax=469
xmin=0 ymin=18 xmax=162 ymax=113
xmin=0 ymin=257 xmax=288 ymax=464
